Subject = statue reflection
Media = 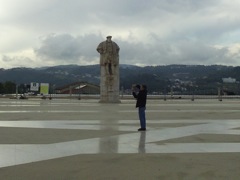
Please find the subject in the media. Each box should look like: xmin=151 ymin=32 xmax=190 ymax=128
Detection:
xmin=138 ymin=132 xmax=146 ymax=153
xmin=98 ymin=119 xmax=119 ymax=153
xmin=99 ymin=136 xmax=119 ymax=153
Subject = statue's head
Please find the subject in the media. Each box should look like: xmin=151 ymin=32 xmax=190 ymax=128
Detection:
xmin=106 ymin=36 xmax=112 ymax=42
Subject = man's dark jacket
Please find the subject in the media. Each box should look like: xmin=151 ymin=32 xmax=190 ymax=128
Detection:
xmin=132 ymin=89 xmax=147 ymax=108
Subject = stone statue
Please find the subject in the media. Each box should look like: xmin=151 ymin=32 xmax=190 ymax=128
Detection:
xmin=96 ymin=36 xmax=121 ymax=103
xmin=97 ymin=36 xmax=120 ymax=75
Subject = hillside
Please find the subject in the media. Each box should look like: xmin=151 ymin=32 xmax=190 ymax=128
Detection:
xmin=0 ymin=64 xmax=239 ymax=94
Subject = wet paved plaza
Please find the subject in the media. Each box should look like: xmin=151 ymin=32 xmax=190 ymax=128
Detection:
xmin=0 ymin=98 xmax=240 ymax=179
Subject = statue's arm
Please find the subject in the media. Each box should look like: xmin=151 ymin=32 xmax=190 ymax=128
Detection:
xmin=114 ymin=43 xmax=120 ymax=54
xmin=97 ymin=43 xmax=103 ymax=54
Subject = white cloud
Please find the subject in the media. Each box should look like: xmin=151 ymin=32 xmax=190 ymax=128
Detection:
xmin=1 ymin=0 xmax=240 ymax=69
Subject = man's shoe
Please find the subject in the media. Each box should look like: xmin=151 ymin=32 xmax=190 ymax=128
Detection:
xmin=138 ymin=128 xmax=146 ymax=131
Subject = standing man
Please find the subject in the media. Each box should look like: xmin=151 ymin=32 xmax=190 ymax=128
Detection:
xmin=132 ymin=84 xmax=147 ymax=131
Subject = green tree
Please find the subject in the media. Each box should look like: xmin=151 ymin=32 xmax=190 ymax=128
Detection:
xmin=0 ymin=83 xmax=4 ymax=94
xmin=4 ymin=81 xmax=16 ymax=94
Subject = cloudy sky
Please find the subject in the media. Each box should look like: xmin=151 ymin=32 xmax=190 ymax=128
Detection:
xmin=1 ymin=0 xmax=240 ymax=69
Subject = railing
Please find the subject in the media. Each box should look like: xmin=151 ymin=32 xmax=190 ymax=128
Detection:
xmin=2 ymin=94 xmax=240 ymax=100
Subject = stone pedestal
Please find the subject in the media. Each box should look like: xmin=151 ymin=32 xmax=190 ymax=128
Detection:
xmin=99 ymin=66 xmax=120 ymax=103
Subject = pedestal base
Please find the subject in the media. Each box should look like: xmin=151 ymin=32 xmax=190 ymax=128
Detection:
xmin=99 ymin=66 xmax=120 ymax=104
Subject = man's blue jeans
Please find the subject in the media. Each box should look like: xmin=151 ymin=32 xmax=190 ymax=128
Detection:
xmin=138 ymin=107 xmax=146 ymax=129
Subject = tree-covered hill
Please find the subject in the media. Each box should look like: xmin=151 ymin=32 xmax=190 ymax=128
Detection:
xmin=0 ymin=64 xmax=239 ymax=94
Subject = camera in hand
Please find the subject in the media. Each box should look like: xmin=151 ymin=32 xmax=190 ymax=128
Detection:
xmin=132 ymin=84 xmax=140 ymax=91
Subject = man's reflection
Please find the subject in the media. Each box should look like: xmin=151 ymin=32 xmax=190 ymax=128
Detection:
xmin=138 ymin=132 xmax=146 ymax=153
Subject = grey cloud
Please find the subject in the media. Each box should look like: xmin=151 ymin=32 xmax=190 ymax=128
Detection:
xmin=35 ymin=34 xmax=81 ymax=60
xmin=35 ymin=33 xmax=103 ymax=62
xmin=119 ymin=37 xmax=238 ymax=66
xmin=34 ymin=32 xmax=240 ymax=66
xmin=2 ymin=55 xmax=33 ymax=63
xmin=2 ymin=0 xmax=240 ymax=68
xmin=157 ymin=0 xmax=220 ymax=13
xmin=2 ymin=55 xmax=12 ymax=62
xmin=2 ymin=55 xmax=35 ymax=68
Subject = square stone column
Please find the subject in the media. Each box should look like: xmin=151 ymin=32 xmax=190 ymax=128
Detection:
xmin=99 ymin=66 xmax=120 ymax=103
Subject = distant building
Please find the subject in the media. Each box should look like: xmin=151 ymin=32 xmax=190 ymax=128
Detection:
xmin=55 ymin=82 xmax=100 ymax=94
xmin=222 ymin=77 xmax=239 ymax=95
xmin=222 ymin=77 xmax=236 ymax=83
xmin=30 ymin=82 xmax=39 ymax=91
